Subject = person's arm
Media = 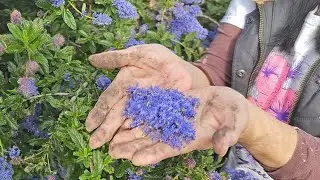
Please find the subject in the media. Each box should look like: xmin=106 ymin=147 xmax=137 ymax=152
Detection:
xmin=240 ymin=102 xmax=320 ymax=179
xmin=194 ymin=23 xmax=241 ymax=86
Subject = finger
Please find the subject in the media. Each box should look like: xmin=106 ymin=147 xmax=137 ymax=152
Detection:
xmin=120 ymin=119 xmax=133 ymax=130
xmin=85 ymin=81 xmax=123 ymax=132
xmin=89 ymin=45 xmax=144 ymax=69
xmin=89 ymin=97 xmax=127 ymax=149
xmin=131 ymin=143 xmax=192 ymax=166
xmin=212 ymin=127 xmax=233 ymax=156
xmin=109 ymin=138 xmax=156 ymax=160
xmin=112 ymin=127 xmax=145 ymax=144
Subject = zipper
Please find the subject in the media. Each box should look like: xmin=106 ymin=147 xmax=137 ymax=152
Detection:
xmin=246 ymin=4 xmax=265 ymax=97
xmin=288 ymin=60 xmax=320 ymax=122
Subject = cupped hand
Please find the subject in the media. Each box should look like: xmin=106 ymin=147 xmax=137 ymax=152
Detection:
xmin=108 ymin=86 xmax=250 ymax=166
xmin=86 ymin=44 xmax=210 ymax=149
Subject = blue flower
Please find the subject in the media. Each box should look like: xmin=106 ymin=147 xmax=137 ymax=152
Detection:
xmin=8 ymin=146 xmax=20 ymax=159
xmin=139 ymin=24 xmax=148 ymax=34
xmin=0 ymin=157 xmax=13 ymax=180
xmin=207 ymin=30 xmax=217 ymax=42
xmin=225 ymin=168 xmax=254 ymax=180
xmin=124 ymin=86 xmax=199 ymax=149
xmin=81 ymin=10 xmax=87 ymax=17
xmin=180 ymin=0 xmax=203 ymax=4
xmin=64 ymin=73 xmax=71 ymax=82
xmin=35 ymin=104 xmax=42 ymax=117
xmin=18 ymin=77 xmax=39 ymax=98
xmin=112 ymin=0 xmax=138 ymax=19
xmin=95 ymin=75 xmax=111 ymax=90
xmin=170 ymin=4 xmax=208 ymax=40
xmin=128 ymin=170 xmax=142 ymax=180
xmin=125 ymin=37 xmax=145 ymax=48
xmin=21 ymin=115 xmax=48 ymax=138
xmin=49 ymin=0 xmax=65 ymax=8
xmin=208 ymin=171 xmax=221 ymax=180
xmin=185 ymin=5 xmax=202 ymax=17
xmin=92 ymin=12 xmax=112 ymax=26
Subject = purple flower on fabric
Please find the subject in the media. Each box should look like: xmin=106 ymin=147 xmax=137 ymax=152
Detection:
xmin=10 ymin=10 xmax=22 ymax=25
xmin=125 ymin=37 xmax=145 ymax=48
xmin=18 ymin=77 xmax=39 ymax=98
xmin=288 ymin=64 xmax=303 ymax=79
xmin=112 ymin=0 xmax=138 ymax=19
xmin=95 ymin=75 xmax=111 ymax=90
xmin=8 ymin=146 xmax=20 ymax=159
xmin=261 ymin=65 xmax=277 ymax=77
xmin=92 ymin=12 xmax=112 ymax=26
xmin=269 ymin=106 xmax=290 ymax=122
xmin=208 ymin=171 xmax=221 ymax=180
xmin=49 ymin=0 xmax=65 ymax=8
xmin=124 ymin=86 xmax=199 ymax=149
xmin=0 ymin=157 xmax=13 ymax=180
xmin=225 ymin=168 xmax=254 ymax=180
xmin=170 ymin=4 xmax=208 ymax=40
xmin=53 ymin=34 xmax=65 ymax=48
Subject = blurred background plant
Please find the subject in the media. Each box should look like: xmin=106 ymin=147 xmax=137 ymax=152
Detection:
xmin=0 ymin=0 xmax=233 ymax=179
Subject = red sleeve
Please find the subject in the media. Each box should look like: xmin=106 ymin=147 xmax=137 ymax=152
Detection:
xmin=193 ymin=23 xmax=242 ymax=86
xmin=267 ymin=129 xmax=320 ymax=180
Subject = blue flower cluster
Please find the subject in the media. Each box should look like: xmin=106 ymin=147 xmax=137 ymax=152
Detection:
xmin=127 ymin=170 xmax=142 ymax=180
xmin=92 ymin=12 xmax=112 ymax=26
xmin=139 ymin=24 xmax=148 ymax=34
xmin=0 ymin=157 xmax=13 ymax=180
xmin=49 ymin=0 xmax=65 ymax=8
xmin=180 ymin=0 xmax=203 ymax=4
xmin=64 ymin=73 xmax=71 ymax=82
xmin=225 ymin=168 xmax=254 ymax=180
xmin=208 ymin=171 xmax=221 ymax=180
xmin=17 ymin=77 xmax=39 ymax=98
xmin=170 ymin=3 xmax=208 ymax=40
xmin=112 ymin=0 xmax=138 ymax=19
xmin=125 ymin=37 xmax=145 ymax=48
xmin=124 ymin=86 xmax=199 ymax=149
xmin=21 ymin=115 xmax=48 ymax=138
xmin=95 ymin=75 xmax=111 ymax=90
xmin=8 ymin=146 xmax=20 ymax=159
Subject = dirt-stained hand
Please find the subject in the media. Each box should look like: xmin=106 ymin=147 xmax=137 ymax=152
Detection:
xmin=86 ymin=44 xmax=210 ymax=149
xmin=108 ymin=86 xmax=250 ymax=166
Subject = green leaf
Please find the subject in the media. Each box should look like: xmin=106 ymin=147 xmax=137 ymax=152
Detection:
xmin=62 ymin=8 xmax=77 ymax=30
xmin=184 ymin=32 xmax=196 ymax=42
xmin=115 ymin=160 xmax=132 ymax=178
xmin=7 ymin=23 xmax=22 ymax=41
xmin=92 ymin=151 xmax=104 ymax=175
xmin=68 ymin=129 xmax=87 ymax=150
xmin=103 ymin=155 xmax=114 ymax=174
xmin=55 ymin=46 xmax=75 ymax=59
xmin=34 ymin=53 xmax=49 ymax=73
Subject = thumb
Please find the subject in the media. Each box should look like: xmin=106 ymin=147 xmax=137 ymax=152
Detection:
xmin=89 ymin=45 xmax=143 ymax=69
xmin=212 ymin=127 xmax=235 ymax=156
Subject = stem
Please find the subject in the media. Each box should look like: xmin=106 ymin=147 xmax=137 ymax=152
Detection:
xmin=171 ymin=39 xmax=193 ymax=54
xmin=24 ymin=151 xmax=44 ymax=161
xmin=68 ymin=1 xmax=92 ymax=19
xmin=199 ymin=15 xmax=220 ymax=26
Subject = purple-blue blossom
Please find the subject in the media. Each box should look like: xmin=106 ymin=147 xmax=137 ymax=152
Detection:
xmin=139 ymin=24 xmax=148 ymax=34
xmin=49 ymin=0 xmax=65 ymax=8
xmin=0 ymin=157 xmax=13 ymax=180
xmin=225 ymin=168 xmax=254 ymax=180
xmin=128 ymin=170 xmax=142 ymax=180
xmin=125 ymin=37 xmax=145 ymax=48
xmin=53 ymin=34 xmax=65 ymax=48
xmin=208 ymin=30 xmax=217 ymax=42
xmin=18 ymin=77 xmax=39 ymax=98
xmin=95 ymin=75 xmax=111 ymax=90
xmin=180 ymin=0 xmax=203 ymax=4
xmin=112 ymin=0 xmax=138 ymax=19
xmin=124 ymin=86 xmax=199 ymax=149
xmin=44 ymin=175 xmax=57 ymax=180
xmin=35 ymin=103 xmax=42 ymax=117
xmin=185 ymin=5 xmax=202 ymax=17
xmin=8 ymin=146 xmax=20 ymax=159
xmin=208 ymin=171 xmax=221 ymax=180
xmin=10 ymin=10 xmax=22 ymax=25
xmin=64 ymin=73 xmax=71 ymax=82
xmin=92 ymin=12 xmax=112 ymax=26
xmin=185 ymin=158 xmax=196 ymax=168
xmin=21 ymin=115 xmax=48 ymax=138
xmin=170 ymin=4 xmax=208 ymax=40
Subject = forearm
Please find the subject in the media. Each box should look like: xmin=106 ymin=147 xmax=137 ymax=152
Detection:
xmin=239 ymin=102 xmax=298 ymax=169
xmin=194 ymin=23 xmax=241 ymax=86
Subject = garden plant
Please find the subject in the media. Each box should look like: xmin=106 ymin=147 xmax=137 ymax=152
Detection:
xmin=0 ymin=0 xmax=254 ymax=179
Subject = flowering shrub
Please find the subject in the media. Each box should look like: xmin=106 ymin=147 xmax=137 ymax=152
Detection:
xmin=0 ymin=0 xmax=247 ymax=179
